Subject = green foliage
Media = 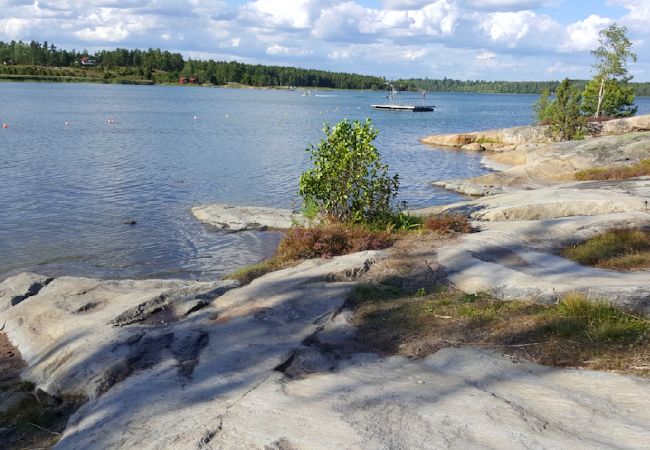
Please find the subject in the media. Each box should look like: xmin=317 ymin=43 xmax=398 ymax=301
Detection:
xmin=550 ymin=293 xmax=650 ymax=342
xmin=299 ymin=119 xmax=399 ymax=224
xmin=533 ymin=88 xmax=554 ymax=123
xmin=589 ymin=23 xmax=637 ymax=118
xmin=547 ymin=79 xmax=586 ymax=141
xmin=582 ymin=76 xmax=637 ymax=117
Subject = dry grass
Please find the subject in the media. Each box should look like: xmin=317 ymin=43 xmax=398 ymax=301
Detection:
xmin=226 ymin=215 xmax=474 ymax=286
xmin=421 ymin=214 xmax=473 ymax=234
xmin=226 ymin=224 xmax=395 ymax=284
xmin=562 ymin=228 xmax=650 ymax=271
xmin=350 ymin=286 xmax=650 ymax=376
xmin=276 ymin=224 xmax=394 ymax=260
xmin=575 ymin=159 xmax=650 ymax=181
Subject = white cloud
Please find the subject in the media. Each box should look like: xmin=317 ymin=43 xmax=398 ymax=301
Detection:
xmin=0 ymin=0 xmax=647 ymax=80
xmin=476 ymin=50 xmax=497 ymax=60
xmin=560 ymin=14 xmax=611 ymax=52
xmin=266 ymin=44 xmax=313 ymax=56
xmin=76 ymin=25 xmax=129 ymax=42
xmin=1 ymin=18 xmax=30 ymax=38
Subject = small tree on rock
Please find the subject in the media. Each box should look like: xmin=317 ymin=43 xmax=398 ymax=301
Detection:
xmin=587 ymin=23 xmax=637 ymax=118
xmin=299 ymin=119 xmax=399 ymax=224
xmin=549 ymin=79 xmax=586 ymax=141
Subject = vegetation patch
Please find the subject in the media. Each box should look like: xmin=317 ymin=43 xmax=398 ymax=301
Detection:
xmin=475 ymin=137 xmax=503 ymax=145
xmin=421 ymin=214 xmax=473 ymax=234
xmin=350 ymin=286 xmax=650 ymax=376
xmin=574 ymin=159 xmax=650 ymax=180
xmin=562 ymin=228 xmax=650 ymax=270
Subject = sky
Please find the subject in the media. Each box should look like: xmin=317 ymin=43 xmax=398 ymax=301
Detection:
xmin=1 ymin=0 xmax=649 ymax=81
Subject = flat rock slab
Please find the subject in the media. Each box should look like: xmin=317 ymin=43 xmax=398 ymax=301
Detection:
xmin=418 ymin=178 xmax=650 ymax=221
xmin=0 ymin=251 xmax=386 ymax=448
xmin=209 ymin=347 xmax=650 ymax=449
xmin=192 ymin=204 xmax=308 ymax=231
xmin=0 ymin=276 xmax=239 ymax=398
xmin=435 ymin=212 xmax=650 ymax=311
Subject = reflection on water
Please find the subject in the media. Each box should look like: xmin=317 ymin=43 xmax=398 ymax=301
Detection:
xmin=1 ymin=83 xmax=648 ymax=280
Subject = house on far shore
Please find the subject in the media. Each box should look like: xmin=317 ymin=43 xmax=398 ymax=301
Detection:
xmin=79 ymin=56 xmax=95 ymax=66
xmin=179 ymin=76 xmax=200 ymax=84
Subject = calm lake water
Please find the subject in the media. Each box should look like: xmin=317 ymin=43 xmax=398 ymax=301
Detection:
xmin=1 ymin=83 xmax=649 ymax=281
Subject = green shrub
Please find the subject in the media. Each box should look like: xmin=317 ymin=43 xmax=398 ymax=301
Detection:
xmin=299 ymin=119 xmax=399 ymax=225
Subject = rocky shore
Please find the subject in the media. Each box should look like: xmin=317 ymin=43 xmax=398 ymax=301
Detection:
xmin=2 ymin=118 xmax=650 ymax=448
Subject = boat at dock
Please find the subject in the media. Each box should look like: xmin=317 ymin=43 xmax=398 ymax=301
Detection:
xmin=371 ymin=85 xmax=434 ymax=112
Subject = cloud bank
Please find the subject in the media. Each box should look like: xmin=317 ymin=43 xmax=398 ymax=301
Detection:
xmin=0 ymin=0 xmax=648 ymax=80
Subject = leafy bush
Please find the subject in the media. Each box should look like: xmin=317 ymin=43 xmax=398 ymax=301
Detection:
xmin=299 ymin=119 xmax=399 ymax=224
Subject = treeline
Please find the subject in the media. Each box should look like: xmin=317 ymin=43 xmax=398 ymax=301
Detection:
xmin=0 ymin=40 xmax=385 ymax=89
xmin=1 ymin=40 xmax=649 ymax=94
xmin=394 ymin=78 xmax=650 ymax=96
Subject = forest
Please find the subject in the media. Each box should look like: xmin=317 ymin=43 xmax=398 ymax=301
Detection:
xmin=1 ymin=40 xmax=649 ymax=95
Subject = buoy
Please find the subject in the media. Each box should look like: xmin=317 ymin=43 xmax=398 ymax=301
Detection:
xmin=225 ymin=114 xmax=229 ymax=118
xmin=2 ymin=123 xmax=8 ymax=129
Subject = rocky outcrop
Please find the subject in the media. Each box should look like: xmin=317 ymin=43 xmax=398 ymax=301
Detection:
xmin=434 ymin=212 xmax=650 ymax=311
xmin=192 ymin=204 xmax=309 ymax=231
xmin=0 ymin=250 xmax=388 ymax=448
xmin=419 ymin=178 xmax=650 ymax=221
xmin=433 ymin=131 xmax=650 ymax=196
xmin=414 ymin=176 xmax=650 ymax=311
xmin=421 ymin=114 xmax=650 ymax=151
xmin=4 ymin=244 xmax=649 ymax=448
xmin=207 ymin=347 xmax=650 ymax=449
xmin=421 ymin=124 xmax=551 ymax=149
xmin=598 ymin=114 xmax=650 ymax=135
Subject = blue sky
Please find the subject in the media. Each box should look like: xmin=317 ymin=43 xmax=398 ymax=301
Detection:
xmin=1 ymin=0 xmax=648 ymax=81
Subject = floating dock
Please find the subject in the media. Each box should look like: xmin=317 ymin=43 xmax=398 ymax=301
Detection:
xmin=371 ymin=104 xmax=434 ymax=112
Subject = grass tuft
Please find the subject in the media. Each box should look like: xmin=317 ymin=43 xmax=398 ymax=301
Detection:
xmin=575 ymin=159 xmax=650 ymax=181
xmin=350 ymin=286 xmax=650 ymax=376
xmin=549 ymin=293 xmax=650 ymax=342
xmin=562 ymin=228 xmax=650 ymax=270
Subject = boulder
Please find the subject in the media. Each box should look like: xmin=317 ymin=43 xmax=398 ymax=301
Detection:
xmin=461 ymin=142 xmax=483 ymax=151
xmin=601 ymin=114 xmax=650 ymax=135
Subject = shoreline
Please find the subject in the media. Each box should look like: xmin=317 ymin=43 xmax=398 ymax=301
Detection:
xmin=2 ymin=117 xmax=650 ymax=447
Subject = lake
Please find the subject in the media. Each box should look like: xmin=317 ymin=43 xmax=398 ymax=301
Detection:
xmin=1 ymin=83 xmax=649 ymax=281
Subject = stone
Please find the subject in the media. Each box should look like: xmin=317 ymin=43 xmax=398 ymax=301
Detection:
xmin=192 ymin=204 xmax=309 ymax=231
xmin=0 ymin=272 xmax=53 ymax=312
xmin=601 ymin=114 xmax=650 ymax=135
xmin=460 ymin=142 xmax=483 ymax=151
xmin=421 ymin=124 xmax=552 ymax=148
